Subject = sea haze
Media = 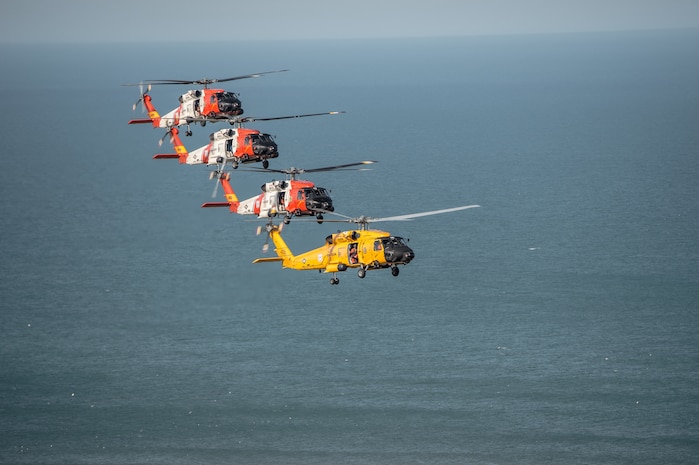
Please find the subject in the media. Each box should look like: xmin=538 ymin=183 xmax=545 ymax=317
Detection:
xmin=1 ymin=29 xmax=698 ymax=464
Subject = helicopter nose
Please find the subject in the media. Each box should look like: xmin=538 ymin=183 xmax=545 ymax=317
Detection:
xmin=253 ymin=142 xmax=278 ymax=156
xmin=307 ymin=199 xmax=333 ymax=212
xmin=384 ymin=245 xmax=414 ymax=264
xmin=219 ymin=101 xmax=242 ymax=115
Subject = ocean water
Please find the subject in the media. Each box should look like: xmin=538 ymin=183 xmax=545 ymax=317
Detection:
xmin=1 ymin=30 xmax=698 ymax=464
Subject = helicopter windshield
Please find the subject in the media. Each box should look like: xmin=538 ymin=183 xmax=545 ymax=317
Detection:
xmin=215 ymin=92 xmax=242 ymax=114
xmin=216 ymin=91 xmax=239 ymax=103
xmin=304 ymin=187 xmax=330 ymax=199
xmin=250 ymin=133 xmax=278 ymax=155
xmin=382 ymin=236 xmax=408 ymax=248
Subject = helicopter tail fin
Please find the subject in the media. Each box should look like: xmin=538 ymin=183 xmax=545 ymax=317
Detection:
xmin=128 ymin=94 xmax=161 ymax=127
xmin=142 ymin=94 xmax=161 ymax=127
xmin=168 ymin=127 xmax=189 ymax=164
xmin=268 ymin=225 xmax=294 ymax=261
xmin=201 ymin=174 xmax=240 ymax=212
xmin=152 ymin=128 xmax=187 ymax=162
xmin=219 ymin=175 xmax=240 ymax=212
xmin=253 ymin=225 xmax=294 ymax=264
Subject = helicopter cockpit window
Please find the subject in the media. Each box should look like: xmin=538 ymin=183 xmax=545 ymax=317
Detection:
xmin=305 ymin=188 xmax=328 ymax=199
xmin=374 ymin=240 xmax=382 ymax=251
xmin=297 ymin=191 xmax=304 ymax=200
xmin=381 ymin=237 xmax=408 ymax=248
xmin=219 ymin=91 xmax=236 ymax=102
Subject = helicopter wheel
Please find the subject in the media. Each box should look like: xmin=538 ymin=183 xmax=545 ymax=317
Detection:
xmin=316 ymin=213 xmax=324 ymax=224
xmin=262 ymin=160 xmax=269 ymax=169
xmin=357 ymin=268 xmax=366 ymax=279
xmin=330 ymin=277 xmax=339 ymax=285
xmin=283 ymin=215 xmax=291 ymax=225
xmin=185 ymin=130 xmax=193 ymax=137
xmin=391 ymin=266 xmax=400 ymax=277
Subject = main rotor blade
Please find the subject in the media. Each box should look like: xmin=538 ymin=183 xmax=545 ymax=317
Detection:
xmin=213 ymin=69 xmax=289 ymax=83
xmin=239 ymin=160 xmax=377 ymax=176
xmin=126 ymin=70 xmax=289 ymax=87
xmin=302 ymin=160 xmax=377 ymax=173
xmin=369 ymin=205 xmax=481 ymax=222
xmin=237 ymin=111 xmax=345 ymax=123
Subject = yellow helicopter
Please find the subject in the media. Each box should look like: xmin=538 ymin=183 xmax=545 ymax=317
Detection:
xmin=252 ymin=205 xmax=480 ymax=285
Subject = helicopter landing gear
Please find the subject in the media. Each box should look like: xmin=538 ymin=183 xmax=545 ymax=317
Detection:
xmin=283 ymin=215 xmax=292 ymax=225
xmin=330 ymin=276 xmax=340 ymax=285
xmin=262 ymin=160 xmax=269 ymax=169
xmin=316 ymin=213 xmax=324 ymax=224
xmin=391 ymin=266 xmax=400 ymax=277
xmin=357 ymin=267 xmax=366 ymax=279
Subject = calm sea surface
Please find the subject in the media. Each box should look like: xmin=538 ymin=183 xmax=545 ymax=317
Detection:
xmin=1 ymin=30 xmax=698 ymax=464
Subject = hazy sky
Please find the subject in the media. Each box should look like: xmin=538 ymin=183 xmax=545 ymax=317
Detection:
xmin=1 ymin=0 xmax=699 ymax=43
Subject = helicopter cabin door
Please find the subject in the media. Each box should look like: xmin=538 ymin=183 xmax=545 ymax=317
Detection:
xmin=348 ymin=243 xmax=359 ymax=265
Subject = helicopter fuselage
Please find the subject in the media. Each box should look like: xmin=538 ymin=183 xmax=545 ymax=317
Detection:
xmin=184 ymin=128 xmax=278 ymax=167
xmin=231 ymin=179 xmax=333 ymax=219
xmin=151 ymin=88 xmax=243 ymax=129
xmin=257 ymin=228 xmax=415 ymax=274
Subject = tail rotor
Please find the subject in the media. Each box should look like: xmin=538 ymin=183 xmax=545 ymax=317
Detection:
xmin=158 ymin=127 xmax=174 ymax=147
xmin=256 ymin=220 xmax=283 ymax=253
xmin=208 ymin=166 xmax=230 ymax=199
xmin=131 ymin=82 xmax=152 ymax=112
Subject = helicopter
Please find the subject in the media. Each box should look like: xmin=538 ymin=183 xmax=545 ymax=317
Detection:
xmin=201 ymin=161 xmax=377 ymax=224
xmin=252 ymin=205 xmax=481 ymax=285
xmin=152 ymin=112 xmax=344 ymax=169
xmin=125 ymin=70 xmax=287 ymax=135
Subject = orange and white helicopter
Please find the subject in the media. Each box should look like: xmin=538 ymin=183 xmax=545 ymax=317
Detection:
xmin=125 ymin=70 xmax=287 ymax=136
xmin=202 ymin=161 xmax=376 ymax=223
xmin=252 ymin=205 xmax=480 ymax=285
xmin=152 ymin=112 xmax=344 ymax=169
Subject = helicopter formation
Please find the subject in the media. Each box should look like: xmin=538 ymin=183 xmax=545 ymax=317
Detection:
xmin=126 ymin=71 xmax=479 ymax=285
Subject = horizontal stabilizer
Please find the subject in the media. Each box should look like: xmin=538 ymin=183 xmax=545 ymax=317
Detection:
xmin=153 ymin=154 xmax=179 ymax=159
xmin=128 ymin=118 xmax=153 ymax=125
xmin=252 ymin=257 xmax=283 ymax=264
xmin=201 ymin=202 xmax=230 ymax=208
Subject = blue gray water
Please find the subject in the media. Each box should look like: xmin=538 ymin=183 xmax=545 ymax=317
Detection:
xmin=1 ymin=30 xmax=698 ymax=464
